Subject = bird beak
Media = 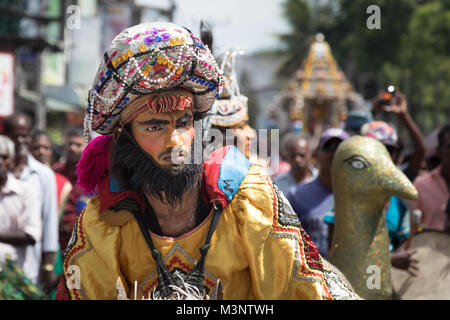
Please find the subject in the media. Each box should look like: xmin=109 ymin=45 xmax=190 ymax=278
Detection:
xmin=378 ymin=160 xmax=418 ymax=200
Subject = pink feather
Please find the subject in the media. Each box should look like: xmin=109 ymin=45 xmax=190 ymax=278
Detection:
xmin=76 ymin=135 xmax=113 ymax=194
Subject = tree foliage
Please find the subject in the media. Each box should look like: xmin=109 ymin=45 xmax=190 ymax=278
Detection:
xmin=278 ymin=0 xmax=449 ymax=132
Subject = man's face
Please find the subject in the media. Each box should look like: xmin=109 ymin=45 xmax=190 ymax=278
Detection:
xmin=130 ymin=107 xmax=195 ymax=170
xmin=285 ymin=139 xmax=311 ymax=171
xmin=6 ymin=117 xmax=31 ymax=155
xmin=65 ymin=136 xmax=85 ymax=164
xmin=229 ymin=118 xmax=256 ymax=159
xmin=318 ymin=138 xmax=343 ymax=173
xmin=438 ymin=132 xmax=450 ymax=167
xmin=31 ymin=135 xmax=52 ymax=166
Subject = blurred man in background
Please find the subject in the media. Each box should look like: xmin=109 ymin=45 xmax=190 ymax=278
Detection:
xmin=30 ymin=129 xmax=72 ymax=298
xmin=274 ymin=132 xmax=317 ymax=196
xmin=52 ymin=128 xmax=89 ymax=254
xmin=3 ymin=112 xmax=59 ymax=290
xmin=411 ymin=124 xmax=450 ymax=233
xmin=0 ymin=135 xmax=41 ymax=279
xmin=288 ymin=128 xmax=349 ymax=258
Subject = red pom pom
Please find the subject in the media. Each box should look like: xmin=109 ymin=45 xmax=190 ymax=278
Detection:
xmin=76 ymin=135 xmax=113 ymax=194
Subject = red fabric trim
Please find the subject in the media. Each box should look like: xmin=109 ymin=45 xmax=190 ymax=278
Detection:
xmin=299 ymin=228 xmax=322 ymax=270
xmin=201 ymin=146 xmax=231 ymax=208
xmin=55 ymin=277 xmax=70 ymax=300
xmin=167 ymin=256 xmax=191 ymax=270
xmin=97 ymin=174 xmax=146 ymax=213
xmin=64 ymin=209 xmax=88 ymax=300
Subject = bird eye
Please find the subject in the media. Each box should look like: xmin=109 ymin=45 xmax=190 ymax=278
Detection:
xmin=346 ymin=157 xmax=369 ymax=170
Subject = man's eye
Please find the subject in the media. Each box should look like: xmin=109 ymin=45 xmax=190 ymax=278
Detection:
xmin=147 ymin=125 xmax=162 ymax=132
xmin=177 ymin=120 xmax=192 ymax=128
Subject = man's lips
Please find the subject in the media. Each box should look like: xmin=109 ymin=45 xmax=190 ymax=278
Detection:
xmin=160 ymin=150 xmax=185 ymax=164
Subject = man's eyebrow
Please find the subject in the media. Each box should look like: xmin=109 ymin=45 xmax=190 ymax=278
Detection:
xmin=137 ymin=118 xmax=171 ymax=126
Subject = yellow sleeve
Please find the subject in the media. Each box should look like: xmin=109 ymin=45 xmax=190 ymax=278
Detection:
xmin=231 ymin=165 xmax=358 ymax=299
xmin=62 ymin=197 xmax=130 ymax=300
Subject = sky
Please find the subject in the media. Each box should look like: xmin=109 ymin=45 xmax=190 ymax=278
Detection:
xmin=139 ymin=0 xmax=291 ymax=56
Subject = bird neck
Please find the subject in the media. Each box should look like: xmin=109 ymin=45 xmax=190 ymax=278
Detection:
xmin=329 ymin=192 xmax=393 ymax=299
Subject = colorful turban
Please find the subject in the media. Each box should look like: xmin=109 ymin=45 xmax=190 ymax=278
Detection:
xmin=361 ymin=121 xmax=398 ymax=147
xmin=85 ymin=22 xmax=224 ymax=135
xmin=211 ymin=49 xmax=248 ymax=127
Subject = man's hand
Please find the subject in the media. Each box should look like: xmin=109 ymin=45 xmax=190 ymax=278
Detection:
xmin=385 ymin=91 xmax=408 ymax=116
xmin=390 ymin=249 xmax=419 ymax=276
xmin=372 ymin=89 xmax=408 ymax=117
xmin=41 ymin=251 xmax=59 ymax=292
xmin=41 ymin=268 xmax=59 ymax=292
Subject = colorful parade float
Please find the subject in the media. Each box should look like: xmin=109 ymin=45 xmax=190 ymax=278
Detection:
xmin=268 ymin=33 xmax=364 ymax=140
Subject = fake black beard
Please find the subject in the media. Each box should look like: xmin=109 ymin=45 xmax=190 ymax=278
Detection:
xmin=110 ymin=128 xmax=203 ymax=207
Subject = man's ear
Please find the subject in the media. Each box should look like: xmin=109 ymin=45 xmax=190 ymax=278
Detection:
xmin=113 ymin=126 xmax=123 ymax=143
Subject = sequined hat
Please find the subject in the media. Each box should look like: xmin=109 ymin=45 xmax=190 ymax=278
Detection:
xmin=361 ymin=121 xmax=398 ymax=147
xmin=85 ymin=21 xmax=224 ymax=135
xmin=211 ymin=48 xmax=248 ymax=127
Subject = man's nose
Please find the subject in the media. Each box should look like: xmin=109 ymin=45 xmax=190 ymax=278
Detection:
xmin=294 ymin=155 xmax=304 ymax=163
xmin=165 ymin=128 xmax=184 ymax=148
xmin=69 ymin=143 xmax=77 ymax=152
xmin=17 ymin=135 xmax=26 ymax=144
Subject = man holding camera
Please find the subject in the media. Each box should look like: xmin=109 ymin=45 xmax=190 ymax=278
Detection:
xmin=371 ymin=88 xmax=426 ymax=182
xmin=367 ymin=88 xmax=427 ymax=276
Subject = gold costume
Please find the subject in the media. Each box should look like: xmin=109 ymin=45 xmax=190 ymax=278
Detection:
xmin=62 ymin=165 xmax=358 ymax=300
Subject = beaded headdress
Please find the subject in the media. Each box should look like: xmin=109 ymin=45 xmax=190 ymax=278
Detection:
xmin=85 ymin=22 xmax=224 ymax=136
xmin=211 ymin=48 xmax=248 ymax=128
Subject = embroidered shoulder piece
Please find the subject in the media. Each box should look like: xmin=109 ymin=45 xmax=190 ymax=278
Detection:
xmin=322 ymin=259 xmax=361 ymax=300
xmin=273 ymin=184 xmax=301 ymax=228
xmin=267 ymin=178 xmax=323 ymax=273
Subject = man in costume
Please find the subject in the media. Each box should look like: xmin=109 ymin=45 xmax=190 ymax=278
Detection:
xmin=57 ymin=22 xmax=358 ymax=300
xmin=208 ymin=49 xmax=256 ymax=160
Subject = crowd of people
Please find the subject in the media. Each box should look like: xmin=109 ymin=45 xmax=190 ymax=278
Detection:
xmin=0 ymin=20 xmax=448 ymax=300
xmin=0 ymin=116 xmax=90 ymax=298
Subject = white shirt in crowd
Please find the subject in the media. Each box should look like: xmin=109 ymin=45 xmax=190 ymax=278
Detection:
xmin=273 ymin=166 xmax=318 ymax=197
xmin=0 ymin=173 xmax=42 ymax=277
xmin=18 ymin=153 xmax=59 ymax=284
